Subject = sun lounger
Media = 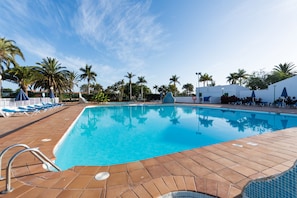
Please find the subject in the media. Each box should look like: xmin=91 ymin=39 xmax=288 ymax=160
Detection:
xmin=1 ymin=107 xmax=30 ymax=117
xmin=18 ymin=106 xmax=40 ymax=114
xmin=0 ymin=109 xmax=7 ymax=117
xmin=42 ymin=102 xmax=63 ymax=109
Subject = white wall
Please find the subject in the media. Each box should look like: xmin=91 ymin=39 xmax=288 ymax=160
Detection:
xmin=0 ymin=97 xmax=59 ymax=107
xmin=197 ymin=85 xmax=250 ymax=98
xmin=193 ymin=76 xmax=297 ymax=104
xmin=240 ymin=76 xmax=297 ymax=103
xmin=175 ymin=97 xmax=196 ymax=103
xmin=196 ymin=85 xmax=250 ymax=103
xmin=175 ymin=96 xmax=221 ymax=104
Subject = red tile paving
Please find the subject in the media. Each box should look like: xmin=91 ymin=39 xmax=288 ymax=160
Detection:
xmin=0 ymin=103 xmax=297 ymax=197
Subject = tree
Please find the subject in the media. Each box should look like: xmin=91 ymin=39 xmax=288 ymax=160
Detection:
xmin=226 ymin=72 xmax=238 ymax=84
xmin=79 ymin=64 xmax=97 ymax=94
xmin=0 ymin=38 xmax=25 ymax=98
xmin=158 ymin=85 xmax=168 ymax=95
xmin=6 ymin=66 xmax=37 ymax=95
xmin=80 ymin=84 xmax=89 ymax=93
xmin=226 ymin=69 xmax=248 ymax=86
xmin=125 ymin=72 xmax=135 ymax=100
xmin=93 ymin=92 xmax=109 ymax=103
xmin=91 ymin=83 xmax=103 ymax=94
xmin=169 ymin=75 xmax=180 ymax=96
xmin=246 ymin=70 xmax=268 ymax=90
xmin=263 ymin=63 xmax=296 ymax=85
xmin=113 ymin=79 xmax=125 ymax=101
xmin=106 ymin=79 xmax=125 ymax=101
xmin=118 ymin=79 xmax=125 ymax=101
xmin=182 ymin=83 xmax=194 ymax=96
xmin=237 ymin=69 xmax=248 ymax=86
xmin=136 ymin=76 xmax=147 ymax=100
xmin=67 ymin=71 xmax=80 ymax=93
xmin=153 ymin=85 xmax=158 ymax=93
xmin=273 ymin=62 xmax=296 ymax=79
xmin=209 ymin=80 xmax=216 ymax=86
xmin=0 ymin=38 xmax=25 ymax=72
xmin=199 ymin=73 xmax=213 ymax=87
xmin=34 ymin=57 xmax=70 ymax=96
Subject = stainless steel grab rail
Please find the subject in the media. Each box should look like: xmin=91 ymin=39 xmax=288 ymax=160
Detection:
xmin=0 ymin=144 xmax=33 ymax=180
xmin=0 ymin=145 xmax=61 ymax=194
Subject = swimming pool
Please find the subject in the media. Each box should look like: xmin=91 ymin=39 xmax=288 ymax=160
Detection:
xmin=54 ymin=105 xmax=297 ymax=170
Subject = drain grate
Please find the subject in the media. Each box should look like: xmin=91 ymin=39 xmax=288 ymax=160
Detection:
xmin=95 ymin=172 xmax=110 ymax=181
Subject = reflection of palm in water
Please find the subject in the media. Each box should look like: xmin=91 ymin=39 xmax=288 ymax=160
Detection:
xmin=225 ymin=115 xmax=273 ymax=133
xmin=109 ymin=106 xmax=150 ymax=129
xmin=199 ymin=116 xmax=213 ymax=127
xmin=199 ymin=108 xmax=281 ymax=133
xmin=83 ymin=106 xmax=288 ymax=136
xmin=170 ymin=116 xmax=180 ymax=125
xmin=80 ymin=110 xmax=99 ymax=136
xmin=158 ymin=106 xmax=181 ymax=124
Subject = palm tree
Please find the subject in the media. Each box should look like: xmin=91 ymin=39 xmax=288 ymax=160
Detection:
xmin=34 ymin=57 xmax=70 ymax=96
xmin=124 ymin=72 xmax=135 ymax=100
xmin=0 ymin=37 xmax=25 ymax=98
xmin=199 ymin=73 xmax=213 ymax=87
xmin=182 ymin=83 xmax=194 ymax=96
xmin=169 ymin=75 xmax=180 ymax=96
xmin=6 ymin=66 xmax=36 ymax=95
xmin=67 ymin=71 xmax=79 ymax=92
xmin=153 ymin=85 xmax=158 ymax=94
xmin=136 ymin=76 xmax=147 ymax=100
xmin=80 ymin=84 xmax=89 ymax=93
xmin=113 ymin=79 xmax=125 ymax=101
xmin=91 ymin=83 xmax=103 ymax=93
xmin=226 ymin=72 xmax=238 ymax=84
xmin=237 ymin=69 xmax=248 ymax=86
xmin=273 ymin=62 xmax=296 ymax=79
xmin=158 ymin=85 xmax=168 ymax=95
xmin=64 ymin=71 xmax=79 ymax=100
xmin=79 ymin=64 xmax=97 ymax=94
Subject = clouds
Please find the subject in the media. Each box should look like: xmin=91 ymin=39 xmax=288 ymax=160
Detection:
xmin=1 ymin=0 xmax=297 ymax=92
xmin=0 ymin=0 xmax=165 ymax=86
xmin=73 ymin=0 xmax=165 ymax=67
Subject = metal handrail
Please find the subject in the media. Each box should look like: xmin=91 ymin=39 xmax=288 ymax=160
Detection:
xmin=0 ymin=144 xmax=33 ymax=180
xmin=0 ymin=147 xmax=61 ymax=194
xmin=0 ymin=143 xmax=51 ymax=180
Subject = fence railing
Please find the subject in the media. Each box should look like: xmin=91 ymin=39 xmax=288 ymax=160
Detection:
xmin=0 ymin=97 xmax=59 ymax=108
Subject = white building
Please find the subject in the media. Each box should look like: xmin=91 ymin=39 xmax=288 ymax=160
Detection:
xmin=191 ymin=75 xmax=297 ymax=104
xmin=196 ymin=84 xmax=249 ymax=103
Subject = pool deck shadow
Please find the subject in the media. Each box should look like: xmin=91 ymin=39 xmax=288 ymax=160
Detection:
xmin=0 ymin=103 xmax=297 ymax=197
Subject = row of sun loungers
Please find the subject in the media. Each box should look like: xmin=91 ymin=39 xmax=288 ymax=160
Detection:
xmin=0 ymin=103 xmax=63 ymax=118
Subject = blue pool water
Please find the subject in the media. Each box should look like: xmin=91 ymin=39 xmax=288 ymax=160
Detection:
xmin=54 ymin=105 xmax=297 ymax=170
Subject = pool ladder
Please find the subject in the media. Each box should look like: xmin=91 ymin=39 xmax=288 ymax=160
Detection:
xmin=0 ymin=144 xmax=61 ymax=194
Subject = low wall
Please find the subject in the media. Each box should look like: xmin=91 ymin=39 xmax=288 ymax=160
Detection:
xmin=175 ymin=97 xmax=196 ymax=103
xmin=0 ymin=97 xmax=59 ymax=107
xmin=175 ymin=96 xmax=221 ymax=104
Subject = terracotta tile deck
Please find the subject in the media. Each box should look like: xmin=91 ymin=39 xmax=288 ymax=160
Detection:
xmin=1 ymin=103 xmax=297 ymax=197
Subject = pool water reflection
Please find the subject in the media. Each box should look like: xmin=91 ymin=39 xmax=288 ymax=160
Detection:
xmin=54 ymin=105 xmax=297 ymax=170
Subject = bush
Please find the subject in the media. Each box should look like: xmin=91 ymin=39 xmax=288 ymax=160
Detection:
xmin=146 ymin=94 xmax=161 ymax=101
xmin=93 ymin=92 xmax=109 ymax=103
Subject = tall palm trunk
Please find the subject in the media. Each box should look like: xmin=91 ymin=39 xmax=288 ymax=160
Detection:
xmin=141 ymin=85 xmax=143 ymax=100
xmin=87 ymin=79 xmax=90 ymax=94
xmin=129 ymin=82 xmax=132 ymax=100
